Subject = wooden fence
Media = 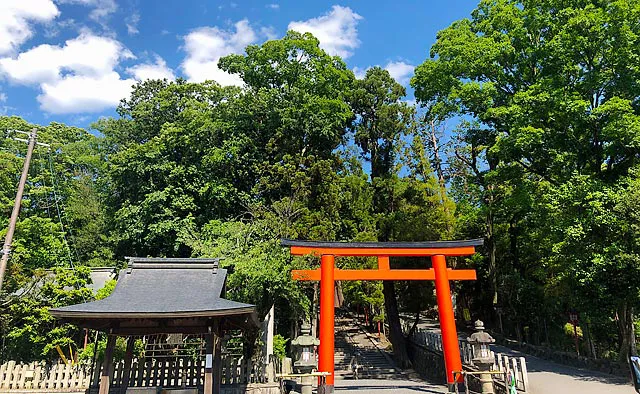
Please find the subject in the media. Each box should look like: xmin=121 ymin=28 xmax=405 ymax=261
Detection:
xmin=410 ymin=329 xmax=529 ymax=392
xmin=0 ymin=360 xmax=89 ymax=391
xmin=0 ymin=355 xmax=282 ymax=391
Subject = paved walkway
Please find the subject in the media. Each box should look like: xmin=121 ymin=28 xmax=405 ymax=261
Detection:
xmin=493 ymin=344 xmax=632 ymax=394
xmin=335 ymin=379 xmax=446 ymax=393
xmin=332 ymin=316 xmax=447 ymax=393
xmin=415 ymin=319 xmax=634 ymax=393
xmin=333 ymin=316 xmax=635 ymax=393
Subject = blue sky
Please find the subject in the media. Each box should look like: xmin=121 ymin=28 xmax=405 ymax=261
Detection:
xmin=0 ymin=0 xmax=478 ymax=129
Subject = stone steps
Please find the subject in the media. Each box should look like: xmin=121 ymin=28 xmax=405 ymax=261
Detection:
xmin=332 ymin=318 xmax=401 ymax=380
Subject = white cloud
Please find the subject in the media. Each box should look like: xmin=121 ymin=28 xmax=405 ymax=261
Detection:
xmin=352 ymin=61 xmax=415 ymax=86
xmin=384 ymin=61 xmax=414 ymax=85
xmin=127 ymin=56 xmax=175 ymax=81
xmin=353 ymin=66 xmax=367 ymax=80
xmin=0 ymin=33 xmax=151 ymax=114
xmin=0 ymin=0 xmax=60 ymax=55
xmin=58 ymin=0 xmax=117 ymax=22
xmin=0 ymin=91 xmax=7 ymax=102
xmin=38 ymin=72 xmax=134 ymax=113
xmin=260 ymin=26 xmax=278 ymax=41
xmin=288 ymin=5 xmax=362 ymax=58
xmin=181 ymin=19 xmax=257 ymax=85
xmin=44 ymin=18 xmax=77 ymax=39
xmin=0 ymin=34 xmax=133 ymax=85
xmin=266 ymin=3 xmax=279 ymax=9
xmin=126 ymin=12 xmax=140 ymax=35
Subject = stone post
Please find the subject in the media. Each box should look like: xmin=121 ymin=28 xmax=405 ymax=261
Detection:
xmin=467 ymin=320 xmax=496 ymax=394
xmin=292 ymin=323 xmax=320 ymax=394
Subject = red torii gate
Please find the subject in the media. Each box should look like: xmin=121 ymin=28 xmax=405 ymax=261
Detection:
xmin=282 ymin=239 xmax=483 ymax=393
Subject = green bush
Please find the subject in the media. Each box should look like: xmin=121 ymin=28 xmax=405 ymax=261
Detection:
xmin=273 ymin=334 xmax=289 ymax=359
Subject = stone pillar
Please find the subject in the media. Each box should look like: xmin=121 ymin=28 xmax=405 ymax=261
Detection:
xmin=477 ymin=367 xmax=494 ymax=394
xmin=300 ymin=375 xmax=315 ymax=394
xmin=467 ymin=320 xmax=496 ymax=394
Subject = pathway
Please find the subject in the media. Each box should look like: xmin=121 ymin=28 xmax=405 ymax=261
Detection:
xmin=493 ymin=344 xmax=632 ymax=394
xmin=416 ymin=319 xmax=634 ymax=393
xmin=332 ymin=316 xmax=447 ymax=393
xmin=335 ymin=379 xmax=446 ymax=393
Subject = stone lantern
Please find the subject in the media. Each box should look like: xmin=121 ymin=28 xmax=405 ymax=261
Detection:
xmin=291 ymin=323 xmax=320 ymax=394
xmin=467 ymin=320 xmax=495 ymax=394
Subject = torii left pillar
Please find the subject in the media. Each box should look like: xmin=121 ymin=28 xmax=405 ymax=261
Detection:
xmin=433 ymin=254 xmax=463 ymax=391
xmin=318 ymin=254 xmax=335 ymax=393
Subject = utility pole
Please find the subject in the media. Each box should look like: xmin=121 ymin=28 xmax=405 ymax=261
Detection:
xmin=0 ymin=128 xmax=48 ymax=292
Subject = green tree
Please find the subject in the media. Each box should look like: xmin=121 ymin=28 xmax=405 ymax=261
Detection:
xmin=2 ymin=267 xmax=93 ymax=361
xmin=349 ymin=67 xmax=456 ymax=366
xmin=412 ymin=0 xmax=640 ymax=358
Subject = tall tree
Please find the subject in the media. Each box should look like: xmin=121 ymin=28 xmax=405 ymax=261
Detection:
xmin=412 ymin=0 xmax=640 ymax=357
xmin=349 ymin=67 xmax=415 ymax=367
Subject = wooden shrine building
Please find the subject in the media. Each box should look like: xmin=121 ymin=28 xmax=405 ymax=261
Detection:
xmin=50 ymin=258 xmax=258 ymax=394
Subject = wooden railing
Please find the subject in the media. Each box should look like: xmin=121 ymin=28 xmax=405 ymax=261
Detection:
xmin=0 ymin=355 xmax=280 ymax=391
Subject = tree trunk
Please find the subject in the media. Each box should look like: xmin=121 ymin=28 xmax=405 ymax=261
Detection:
xmin=429 ymin=120 xmax=446 ymax=187
xmin=383 ymin=280 xmax=412 ymax=368
xmin=509 ymin=216 xmax=521 ymax=275
xmin=335 ymin=281 xmax=345 ymax=308
xmin=312 ymin=282 xmax=318 ymax=338
xmin=617 ymin=302 xmax=637 ymax=361
xmin=585 ymin=318 xmax=597 ymax=359
xmin=486 ymin=203 xmax=498 ymax=306
xmin=407 ymin=312 xmax=421 ymax=339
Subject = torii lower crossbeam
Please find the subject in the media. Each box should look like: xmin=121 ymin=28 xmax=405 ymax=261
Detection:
xmin=283 ymin=239 xmax=483 ymax=393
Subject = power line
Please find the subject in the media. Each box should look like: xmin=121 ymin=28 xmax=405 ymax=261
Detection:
xmin=47 ymin=150 xmax=78 ymax=269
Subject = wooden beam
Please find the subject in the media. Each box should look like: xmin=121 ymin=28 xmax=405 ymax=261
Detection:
xmin=291 ymin=268 xmax=477 ymax=281
xmin=119 ymin=337 xmax=135 ymax=394
xmin=204 ymin=332 xmax=213 ymax=394
xmin=378 ymin=256 xmax=390 ymax=270
xmin=289 ymin=246 xmax=477 ymax=257
xmin=213 ymin=328 xmax=222 ymax=394
xmin=98 ymin=335 xmax=115 ymax=394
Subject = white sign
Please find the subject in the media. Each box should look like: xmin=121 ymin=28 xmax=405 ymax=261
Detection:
xmin=205 ymin=354 xmax=213 ymax=368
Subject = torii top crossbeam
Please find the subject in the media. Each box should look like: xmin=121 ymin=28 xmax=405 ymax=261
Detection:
xmin=282 ymin=238 xmax=483 ymax=393
xmin=283 ymin=239 xmax=483 ymax=256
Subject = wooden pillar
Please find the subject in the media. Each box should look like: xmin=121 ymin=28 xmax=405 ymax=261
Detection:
xmin=120 ymin=337 xmax=135 ymax=394
xmin=204 ymin=332 xmax=214 ymax=394
xmin=99 ymin=335 xmax=116 ymax=394
xmin=213 ymin=330 xmax=222 ymax=394
xmin=318 ymin=254 xmax=335 ymax=392
xmin=433 ymin=254 xmax=463 ymax=392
